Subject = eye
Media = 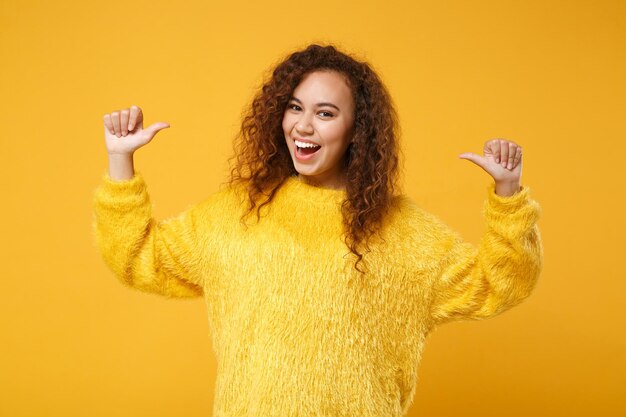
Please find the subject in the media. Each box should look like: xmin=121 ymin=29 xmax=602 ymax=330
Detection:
xmin=287 ymin=104 xmax=333 ymax=118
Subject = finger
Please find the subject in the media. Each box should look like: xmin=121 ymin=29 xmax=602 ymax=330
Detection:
xmin=499 ymin=139 xmax=509 ymax=167
xmin=111 ymin=111 xmax=121 ymax=137
xmin=506 ymin=143 xmax=517 ymax=169
xmin=459 ymin=152 xmax=489 ymax=171
xmin=513 ymin=146 xmax=523 ymax=167
xmin=103 ymin=114 xmax=114 ymax=135
xmin=489 ymin=139 xmax=501 ymax=163
xmin=128 ymin=105 xmax=140 ymax=131
xmin=120 ymin=109 xmax=130 ymax=136
xmin=143 ymin=122 xmax=171 ymax=139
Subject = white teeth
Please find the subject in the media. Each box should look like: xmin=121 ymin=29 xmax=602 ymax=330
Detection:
xmin=295 ymin=139 xmax=321 ymax=148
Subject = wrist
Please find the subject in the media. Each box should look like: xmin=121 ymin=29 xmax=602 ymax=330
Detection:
xmin=107 ymin=152 xmax=134 ymax=159
xmin=107 ymin=153 xmax=135 ymax=181
xmin=494 ymin=181 xmax=520 ymax=197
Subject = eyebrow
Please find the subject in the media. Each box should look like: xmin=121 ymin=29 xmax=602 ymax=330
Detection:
xmin=290 ymin=97 xmax=340 ymax=111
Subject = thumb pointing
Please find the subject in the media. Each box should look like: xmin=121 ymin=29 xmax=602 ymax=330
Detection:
xmin=458 ymin=152 xmax=487 ymax=170
xmin=144 ymin=122 xmax=170 ymax=138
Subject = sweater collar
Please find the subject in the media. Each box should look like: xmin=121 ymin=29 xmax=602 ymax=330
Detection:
xmin=280 ymin=175 xmax=347 ymax=206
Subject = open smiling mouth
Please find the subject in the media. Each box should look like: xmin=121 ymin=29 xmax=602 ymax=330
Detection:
xmin=295 ymin=139 xmax=322 ymax=157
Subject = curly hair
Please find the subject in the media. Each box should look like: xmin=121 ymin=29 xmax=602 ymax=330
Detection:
xmin=226 ymin=43 xmax=402 ymax=274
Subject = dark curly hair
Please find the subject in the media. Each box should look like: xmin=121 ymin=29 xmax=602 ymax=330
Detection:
xmin=226 ymin=43 xmax=403 ymax=274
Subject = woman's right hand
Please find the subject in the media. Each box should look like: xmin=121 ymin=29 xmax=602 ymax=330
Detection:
xmin=103 ymin=105 xmax=170 ymax=155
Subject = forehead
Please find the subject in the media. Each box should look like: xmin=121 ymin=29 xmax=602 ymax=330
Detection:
xmin=292 ymin=70 xmax=353 ymax=105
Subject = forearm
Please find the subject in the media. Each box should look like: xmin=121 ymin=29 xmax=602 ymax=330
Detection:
xmin=429 ymin=183 xmax=543 ymax=325
xmin=92 ymin=171 xmax=204 ymax=298
xmin=107 ymin=153 xmax=135 ymax=181
xmin=475 ymin=183 xmax=544 ymax=311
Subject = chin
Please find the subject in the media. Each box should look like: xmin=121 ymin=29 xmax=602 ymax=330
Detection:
xmin=293 ymin=165 xmax=317 ymax=176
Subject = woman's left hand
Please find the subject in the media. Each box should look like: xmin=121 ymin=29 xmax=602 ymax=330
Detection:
xmin=458 ymin=138 xmax=523 ymax=197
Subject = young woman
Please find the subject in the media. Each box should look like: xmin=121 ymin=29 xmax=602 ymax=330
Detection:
xmin=93 ymin=43 xmax=543 ymax=416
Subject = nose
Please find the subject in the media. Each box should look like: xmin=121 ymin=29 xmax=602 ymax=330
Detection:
xmin=295 ymin=112 xmax=314 ymax=135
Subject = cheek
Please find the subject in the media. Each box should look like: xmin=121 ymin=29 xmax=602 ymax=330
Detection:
xmin=282 ymin=113 xmax=294 ymax=133
xmin=321 ymin=123 xmax=350 ymax=147
xmin=282 ymin=116 xmax=293 ymax=150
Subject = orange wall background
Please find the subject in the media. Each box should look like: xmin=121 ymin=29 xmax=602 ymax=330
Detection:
xmin=1 ymin=0 xmax=624 ymax=416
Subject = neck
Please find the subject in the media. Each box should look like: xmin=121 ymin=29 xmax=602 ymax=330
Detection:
xmin=296 ymin=170 xmax=347 ymax=191
xmin=296 ymin=159 xmax=349 ymax=191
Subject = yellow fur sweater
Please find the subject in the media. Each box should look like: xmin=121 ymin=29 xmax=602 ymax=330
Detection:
xmin=92 ymin=171 xmax=543 ymax=417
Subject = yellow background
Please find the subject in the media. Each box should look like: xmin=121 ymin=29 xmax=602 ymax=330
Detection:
xmin=1 ymin=0 xmax=624 ymax=415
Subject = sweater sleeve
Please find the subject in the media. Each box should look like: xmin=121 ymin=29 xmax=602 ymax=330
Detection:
xmin=91 ymin=170 xmax=205 ymax=298
xmin=428 ymin=183 xmax=543 ymax=327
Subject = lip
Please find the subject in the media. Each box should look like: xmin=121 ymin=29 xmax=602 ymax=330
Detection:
xmin=293 ymin=137 xmax=322 ymax=161
xmin=293 ymin=137 xmax=321 ymax=147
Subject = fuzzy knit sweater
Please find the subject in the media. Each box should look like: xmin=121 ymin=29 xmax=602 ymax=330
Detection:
xmin=92 ymin=171 xmax=543 ymax=417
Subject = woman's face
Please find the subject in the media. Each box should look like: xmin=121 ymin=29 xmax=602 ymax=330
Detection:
xmin=282 ymin=70 xmax=355 ymax=190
